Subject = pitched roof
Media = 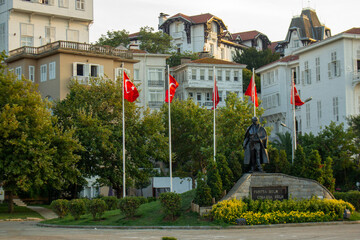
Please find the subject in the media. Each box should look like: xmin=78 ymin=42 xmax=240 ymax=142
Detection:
xmin=167 ymin=13 xmax=215 ymax=24
xmin=189 ymin=57 xmax=245 ymax=66
xmin=343 ymin=28 xmax=360 ymax=34
xmin=232 ymin=30 xmax=260 ymax=41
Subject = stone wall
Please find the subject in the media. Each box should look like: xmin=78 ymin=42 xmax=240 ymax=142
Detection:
xmin=221 ymin=173 xmax=334 ymax=201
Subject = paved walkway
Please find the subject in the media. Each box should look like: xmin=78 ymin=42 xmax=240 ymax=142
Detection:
xmin=26 ymin=206 xmax=58 ymax=220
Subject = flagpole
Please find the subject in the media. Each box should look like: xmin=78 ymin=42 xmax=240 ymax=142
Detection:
xmin=122 ymin=63 xmax=126 ymax=198
xmin=167 ymin=65 xmax=173 ymax=192
xmin=213 ymin=66 xmax=216 ymax=162
xmin=291 ymin=69 xmax=296 ymax=164
xmin=252 ymin=68 xmax=256 ymax=117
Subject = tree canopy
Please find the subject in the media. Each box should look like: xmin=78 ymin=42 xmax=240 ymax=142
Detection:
xmin=139 ymin=26 xmax=173 ymax=54
xmin=95 ymin=29 xmax=130 ymax=47
xmin=233 ymin=47 xmax=280 ymax=70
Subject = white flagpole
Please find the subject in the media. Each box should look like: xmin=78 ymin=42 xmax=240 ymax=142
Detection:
xmin=213 ymin=66 xmax=216 ymax=162
xmin=122 ymin=63 xmax=126 ymax=198
xmin=167 ymin=65 xmax=173 ymax=192
xmin=252 ymin=68 xmax=256 ymax=117
xmin=291 ymin=69 xmax=297 ymax=164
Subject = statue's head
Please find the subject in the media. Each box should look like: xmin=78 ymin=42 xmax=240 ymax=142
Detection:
xmin=252 ymin=116 xmax=259 ymax=125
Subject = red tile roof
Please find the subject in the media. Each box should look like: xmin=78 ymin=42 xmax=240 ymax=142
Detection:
xmin=168 ymin=13 xmax=215 ymax=24
xmin=258 ymin=55 xmax=298 ymax=70
xmin=190 ymin=57 xmax=245 ymax=66
xmin=130 ymin=49 xmax=147 ymax=53
xmin=232 ymin=30 xmax=260 ymax=41
xmin=129 ymin=32 xmax=140 ymax=38
xmin=343 ymin=28 xmax=360 ymax=34
xmin=269 ymin=41 xmax=281 ymax=53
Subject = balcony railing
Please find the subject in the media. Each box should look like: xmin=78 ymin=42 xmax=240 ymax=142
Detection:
xmin=71 ymin=76 xmax=90 ymax=85
xmin=8 ymin=41 xmax=133 ymax=59
xmin=203 ymin=101 xmax=214 ymax=106
xmin=148 ymin=80 xmax=165 ymax=87
xmin=149 ymin=101 xmax=163 ymax=107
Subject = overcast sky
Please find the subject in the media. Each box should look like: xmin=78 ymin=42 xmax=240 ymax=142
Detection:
xmin=89 ymin=0 xmax=359 ymax=44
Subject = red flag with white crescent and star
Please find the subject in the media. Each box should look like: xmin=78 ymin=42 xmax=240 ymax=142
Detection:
xmin=212 ymin=76 xmax=220 ymax=109
xmin=291 ymin=84 xmax=304 ymax=106
xmin=245 ymin=75 xmax=259 ymax=107
xmin=165 ymin=74 xmax=179 ymax=103
xmin=123 ymin=71 xmax=139 ymax=102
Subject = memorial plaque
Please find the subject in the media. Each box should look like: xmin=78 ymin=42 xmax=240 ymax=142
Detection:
xmin=251 ymin=186 xmax=288 ymax=200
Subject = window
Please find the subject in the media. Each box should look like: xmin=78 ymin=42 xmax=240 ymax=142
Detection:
xmin=29 ymin=66 xmax=35 ymax=82
xmin=49 ymin=62 xmax=56 ymax=80
xmin=39 ymin=0 xmax=54 ymax=5
xmin=59 ymin=0 xmax=69 ymax=7
xmin=306 ymin=104 xmax=310 ymax=128
xmin=208 ymin=69 xmax=213 ymax=80
xmin=225 ymin=70 xmax=230 ymax=81
xmin=328 ymin=51 xmax=340 ymax=78
xmin=40 ymin=64 xmax=47 ymax=82
xmin=149 ymin=68 xmax=163 ymax=81
xmin=188 ymin=92 xmax=193 ymax=99
xmin=149 ymin=90 xmax=163 ymax=106
xmin=293 ymin=40 xmax=300 ymax=48
xmin=219 ymin=91 xmax=223 ymax=102
xmin=20 ymin=23 xmax=34 ymax=47
xmin=303 ymin=61 xmax=311 ymax=84
xmin=200 ymin=69 xmax=205 ymax=80
xmin=191 ymin=69 xmax=196 ymax=80
xmin=206 ymin=92 xmax=211 ymax=101
xmin=66 ymin=29 xmax=79 ymax=42
xmin=15 ymin=67 xmax=22 ymax=80
xmin=333 ymin=97 xmax=339 ymax=121
xmin=234 ymin=71 xmax=239 ymax=81
xmin=317 ymin=100 xmax=322 ymax=123
xmin=217 ymin=70 xmax=222 ymax=81
xmin=196 ymin=93 xmax=202 ymax=101
xmin=134 ymin=69 xmax=140 ymax=80
xmin=0 ymin=23 xmax=5 ymax=51
xmin=76 ymin=0 xmax=85 ymax=10
xmin=0 ymin=0 xmax=4 ymax=5
xmin=175 ymin=22 xmax=182 ymax=32
xmin=45 ymin=27 xmax=55 ymax=44
xmin=315 ymin=57 xmax=320 ymax=82
xmin=73 ymin=63 xmax=104 ymax=78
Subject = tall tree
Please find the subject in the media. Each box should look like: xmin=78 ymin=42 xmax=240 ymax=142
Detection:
xmin=0 ymin=56 xmax=81 ymax=213
xmin=139 ymin=26 xmax=173 ymax=53
xmin=233 ymin=47 xmax=280 ymax=70
xmin=95 ymin=29 xmax=130 ymax=47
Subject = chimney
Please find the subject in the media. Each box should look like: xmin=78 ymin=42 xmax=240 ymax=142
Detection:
xmin=158 ymin=12 xmax=169 ymax=28
xmin=181 ymin=57 xmax=192 ymax=65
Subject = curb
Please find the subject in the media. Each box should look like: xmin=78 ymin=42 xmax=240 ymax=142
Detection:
xmin=37 ymin=220 xmax=360 ymax=230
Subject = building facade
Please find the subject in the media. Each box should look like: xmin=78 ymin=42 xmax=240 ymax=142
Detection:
xmin=171 ymin=58 xmax=246 ymax=109
xmin=231 ymin=30 xmax=271 ymax=51
xmin=158 ymin=13 xmax=247 ymax=61
xmin=0 ymin=0 xmax=93 ymax=53
xmin=258 ymin=28 xmax=360 ymax=138
xmin=5 ymin=41 xmax=137 ymax=100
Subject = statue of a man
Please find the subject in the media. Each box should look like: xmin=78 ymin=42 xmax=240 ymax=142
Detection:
xmin=243 ymin=117 xmax=269 ymax=172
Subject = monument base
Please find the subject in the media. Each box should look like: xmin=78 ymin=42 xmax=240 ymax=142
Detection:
xmin=221 ymin=173 xmax=334 ymax=201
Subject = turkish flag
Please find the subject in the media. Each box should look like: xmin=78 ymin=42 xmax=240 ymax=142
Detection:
xmin=123 ymin=71 xmax=139 ymax=102
xmin=165 ymin=74 xmax=179 ymax=103
xmin=212 ymin=77 xmax=220 ymax=109
xmin=291 ymin=84 xmax=304 ymax=106
xmin=245 ymin=76 xmax=259 ymax=107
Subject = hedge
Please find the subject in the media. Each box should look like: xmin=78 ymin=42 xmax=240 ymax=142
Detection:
xmin=334 ymin=191 xmax=360 ymax=211
xmin=50 ymin=199 xmax=69 ymax=218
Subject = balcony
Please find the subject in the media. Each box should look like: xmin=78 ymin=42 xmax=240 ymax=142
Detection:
xmin=171 ymin=32 xmax=184 ymax=40
xmin=7 ymin=41 xmax=133 ymax=60
xmin=71 ymin=76 xmax=89 ymax=85
xmin=149 ymin=101 xmax=163 ymax=107
xmin=203 ymin=101 xmax=214 ymax=107
xmin=148 ymin=80 xmax=165 ymax=87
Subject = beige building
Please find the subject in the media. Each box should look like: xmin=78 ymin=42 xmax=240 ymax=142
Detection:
xmin=0 ymin=0 xmax=93 ymax=53
xmin=5 ymin=41 xmax=138 ymax=100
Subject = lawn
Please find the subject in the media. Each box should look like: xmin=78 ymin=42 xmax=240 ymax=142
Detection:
xmin=0 ymin=204 xmax=43 ymax=220
xmin=43 ymin=190 xmax=228 ymax=227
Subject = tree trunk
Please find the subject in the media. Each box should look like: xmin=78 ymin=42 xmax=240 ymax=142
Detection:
xmin=8 ymin=191 xmax=14 ymax=214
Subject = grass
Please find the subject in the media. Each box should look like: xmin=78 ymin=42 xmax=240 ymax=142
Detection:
xmin=43 ymin=190 xmax=228 ymax=227
xmin=349 ymin=211 xmax=360 ymax=221
xmin=0 ymin=203 xmax=43 ymax=220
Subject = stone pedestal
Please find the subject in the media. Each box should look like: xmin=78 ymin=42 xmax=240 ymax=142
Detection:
xmin=221 ymin=173 xmax=334 ymax=201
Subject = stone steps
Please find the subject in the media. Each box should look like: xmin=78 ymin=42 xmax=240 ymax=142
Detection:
xmin=13 ymin=198 xmax=27 ymax=207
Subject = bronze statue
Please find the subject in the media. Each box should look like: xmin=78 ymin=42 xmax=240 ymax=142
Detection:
xmin=243 ymin=117 xmax=269 ymax=172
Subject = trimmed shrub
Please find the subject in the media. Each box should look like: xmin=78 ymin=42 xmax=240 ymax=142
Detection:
xmin=207 ymin=161 xmax=223 ymax=201
xmin=334 ymin=191 xmax=360 ymax=211
xmin=137 ymin=196 xmax=148 ymax=205
xmin=119 ymin=197 xmax=141 ymax=218
xmin=68 ymin=199 xmax=86 ymax=220
xmin=50 ymin=199 xmax=69 ymax=218
xmin=79 ymin=198 xmax=91 ymax=213
xmin=194 ymin=175 xmax=212 ymax=207
xmin=87 ymin=199 xmax=107 ymax=220
xmin=101 ymin=196 xmax=118 ymax=210
xmin=159 ymin=192 xmax=181 ymax=220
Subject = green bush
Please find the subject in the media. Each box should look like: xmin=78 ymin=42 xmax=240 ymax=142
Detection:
xmin=207 ymin=161 xmax=223 ymax=201
xmin=147 ymin=197 xmax=157 ymax=203
xmin=50 ymin=199 xmax=69 ymax=218
xmin=68 ymin=199 xmax=86 ymax=220
xmin=334 ymin=191 xmax=360 ymax=211
xmin=137 ymin=196 xmax=148 ymax=205
xmin=101 ymin=196 xmax=118 ymax=210
xmin=194 ymin=175 xmax=212 ymax=207
xmin=87 ymin=199 xmax=107 ymax=220
xmin=159 ymin=192 xmax=181 ymax=220
xmin=79 ymin=198 xmax=91 ymax=213
xmin=162 ymin=237 xmax=177 ymax=240
xmin=119 ymin=197 xmax=141 ymax=218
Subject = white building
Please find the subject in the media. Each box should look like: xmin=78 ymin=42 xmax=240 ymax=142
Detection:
xmin=258 ymin=28 xmax=360 ymax=138
xmin=231 ymin=30 xmax=271 ymax=51
xmin=158 ymin=13 xmax=247 ymax=61
xmin=130 ymin=48 xmax=170 ymax=111
xmin=171 ymin=58 xmax=246 ymax=109
xmin=0 ymin=0 xmax=93 ymax=53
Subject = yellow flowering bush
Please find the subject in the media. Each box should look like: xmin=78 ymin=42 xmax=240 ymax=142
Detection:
xmin=211 ymin=198 xmax=247 ymax=223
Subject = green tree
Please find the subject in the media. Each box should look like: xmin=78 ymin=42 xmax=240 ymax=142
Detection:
xmin=272 ymin=132 xmax=292 ymax=163
xmin=242 ymin=68 xmax=261 ymax=93
xmin=278 ymin=150 xmax=291 ymax=174
xmin=216 ymin=154 xmax=234 ymax=193
xmin=206 ymin=160 xmax=223 ymax=201
xmin=233 ymin=47 xmax=280 ymax=70
xmin=167 ymin=51 xmax=200 ymax=67
xmin=304 ymin=150 xmax=324 ymax=184
xmin=227 ymin=150 xmax=242 ymax=181
xmin=323 ymin=156 xmax=335 ymax=193
xmin=264 ymin=146 xmax=279 ymax=173
xmin=161 ymin=99 xmax=212 ymax=187
xmin=291 ymin=145 xmax=306 ymax=177
xmin=0 ymin=57 xmax=81 ymax=213
xmin=95 ymin=29 xmax=130 ymax=47
xmin=139 ymin=26 xmax=173 ymax=53
xmin=193 ymin=173 xmax=212 ymax=207
xmin=54 ymin=78 xmax=167 ymax=197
